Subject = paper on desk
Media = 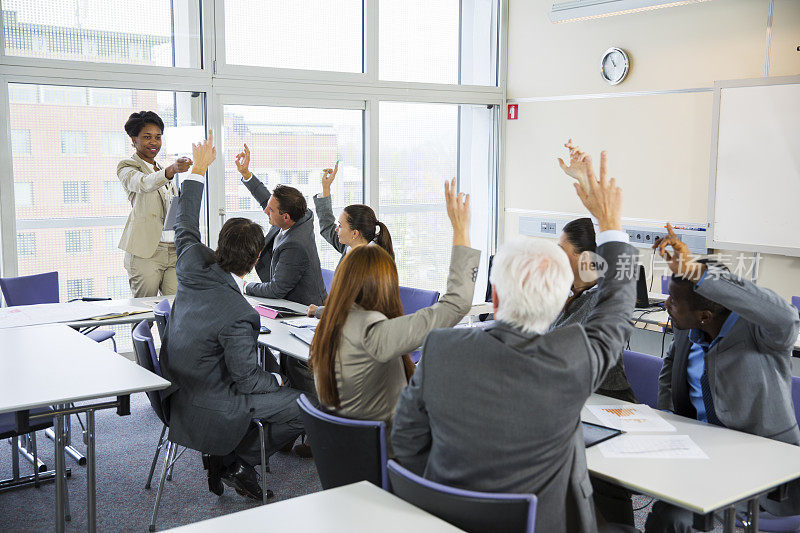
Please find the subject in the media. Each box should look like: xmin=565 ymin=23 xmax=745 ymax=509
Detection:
xmin=281 ymin=317 xmax=318 ymax=328
xmin=0 ymin=301 xmax=111 ymax=328
xmin=587 ymin=404 xmax=676 ymax=432
xmin=597 ymin=435 xmax=708 ymax=459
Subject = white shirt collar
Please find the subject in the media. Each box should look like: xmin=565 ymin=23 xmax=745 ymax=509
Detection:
xmin=231 ymin=273 xmax=247 ymax=295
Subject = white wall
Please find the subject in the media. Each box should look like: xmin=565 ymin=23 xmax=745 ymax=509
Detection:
xmin=504 ymin=0 xmax=800 ymax=299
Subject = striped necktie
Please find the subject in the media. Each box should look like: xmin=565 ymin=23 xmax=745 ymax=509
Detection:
xmin=700 ymin=369 xmax=724 ymax=426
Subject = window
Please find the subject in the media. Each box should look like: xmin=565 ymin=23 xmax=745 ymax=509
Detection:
xmin=16 ymin=233 xmax=36 ymax=256
xmin=61 ymin=131 xmax=88 ymax=154
xmin=105 ymin=227 xmax=123 ymax=251
xmin=2 ymin=0 xmax=201 ymax=68
xmin=65 ymin=229 xmax=92 ymax=254
xmin=42 ymin=86 xmax=86 ymax=106
xmin=102 ymin=132 xmax=129 ymax=156
xmin=11 ymin=129 xmax=31 ymax=154
xmin=379 ymin=101 xmax=495 ymax=297
xmin=66 ymin=278 xmax=94 ymax=300
xmin=104 ymin=181 xmax=128 ymax=205
xmin=63 ymin=181 xmax=90 ymax=204
xmin=239 ymin=196 xmax=254 ymax=210
xmin=223 ymin=104 xmax=363 ymax=273
xmin=89 ymin=88 xmax=133 ymax=108
xmin=380 ymin=0 xmax=499 ymax=86
xmin=224 ymin=0 xmax=362 ymax=72
xmin=107 ymin=275 xmax=131 ymax=300
xmin=8 ymin=84 xmax=37 ymax=104
xmin=14 ymin=182 xmax=33 ymax=207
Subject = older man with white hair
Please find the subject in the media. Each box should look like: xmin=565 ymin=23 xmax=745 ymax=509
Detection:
xmin=391 ymin=147 xmax=638 ymax=533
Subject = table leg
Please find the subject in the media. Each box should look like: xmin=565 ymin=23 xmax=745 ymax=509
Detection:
xmin=45 ymin=412 xmax=86 ymax=466
xmin=86 ymin=410 xmax=97 ymax=533
xmin=722 ymin=506 xmax=736 ymax=533
xmin=746 ymin=497 xmax=759 ymax=532
xmin=54 ymin=414 xmax=65 ymax=533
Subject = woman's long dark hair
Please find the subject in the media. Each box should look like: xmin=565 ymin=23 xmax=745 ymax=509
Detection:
xmin=309 ymin=245 xmax=414 ymax=408
xmin=343 ymin=204 xmax=394 ymax=259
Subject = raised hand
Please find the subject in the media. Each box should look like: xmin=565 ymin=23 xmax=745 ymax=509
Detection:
xmin=321 ymin=161 xmax=338 ymax=197
xmin=559 ymin=141 xmax=622 ymax=232
xmin=172 ymin=156 xmax=193 ymax=174
xmin=191 ymin=130 xmax=216 ymax=175
xmin=444 ymin=177 xmax=470 ymax=247
xmin=653 ymin=223 xmax=704 ymax=281
xmin=235 ymin=144 xmax=251 ymax=180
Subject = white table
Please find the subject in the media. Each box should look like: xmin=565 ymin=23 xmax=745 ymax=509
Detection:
xmin=164 ymin=481 xmax=465 ymax=532
xmin=0 ymin=324 xmax=170 ymax=533
xmin=583 ymin=394 xmax=800 ymax=532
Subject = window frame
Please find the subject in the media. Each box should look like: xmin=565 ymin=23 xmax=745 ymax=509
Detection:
xmin=0 ymin=0 xmax=507 ymax=288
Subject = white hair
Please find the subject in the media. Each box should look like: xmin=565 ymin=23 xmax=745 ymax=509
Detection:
xmin=490 ymin=237 xmax=573 ymax=334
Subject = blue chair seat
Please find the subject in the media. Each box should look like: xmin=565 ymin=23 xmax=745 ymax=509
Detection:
xmin=86 ymin=329 xmax=116 ymax=344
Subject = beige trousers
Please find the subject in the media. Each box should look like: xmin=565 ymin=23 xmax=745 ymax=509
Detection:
xmin=124 ymin=242 xmax=177 ymax=298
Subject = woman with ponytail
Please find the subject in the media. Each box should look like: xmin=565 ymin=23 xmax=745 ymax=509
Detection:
xmin=309 ymin=161 xmax=395 ymax=317
xmin=309 ymin=179 xmax=479 ymax=443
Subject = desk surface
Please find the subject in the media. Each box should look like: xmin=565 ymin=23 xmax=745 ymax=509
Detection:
xmin=583 ymin=394 xmax=800 ymax=514
xmin=0 ymin=324 xmax=169 ymax=413
xmin=164 ymin=481 xmax=465 ymax=532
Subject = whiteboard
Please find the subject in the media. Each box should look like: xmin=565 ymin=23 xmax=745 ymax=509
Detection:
xmin=708 ymin=76 xmax=800 ymax=257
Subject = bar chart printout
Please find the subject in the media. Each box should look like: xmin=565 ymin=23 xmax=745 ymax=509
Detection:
xmin=587 ymin=405 xmax=676 ymax=433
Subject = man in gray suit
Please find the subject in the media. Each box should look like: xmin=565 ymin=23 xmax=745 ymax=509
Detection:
xmin=234 ymin=144 xmax=327 ymax=306
xmin=161 ymin=132 xmax=305 ymax=501
xmin=645 ymin=225 xmax=800 ymax=532
xmin=392 ymin=149 xmax=638 ymax=533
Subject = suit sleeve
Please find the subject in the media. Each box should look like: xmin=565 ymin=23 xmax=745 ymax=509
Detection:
xmin=245 ymin=242 xmax=309 ymax=300
xmin=117 ymin=161 xmax=169 ymax=193
xmin=695 ymin=265 xmax=800 ymax=353
xmin=657 ymin=339 xmax=676 ymax=411
xmin=361 ymin=246 xmax=480 ymax=362
xmin=219 ymin=317 xmax=281 ymax=394
xmin=581 ymin=241 xmax=638 ymax=391
xmin=391 ymin=351 xmax=431 ymax=475
xmin=241 ymin=174 xmax=272 ymax=209
xmin=313 ymin=194 xmax=347 ymax=254
xmin=174 ymin=179 xmax=204 ymax=258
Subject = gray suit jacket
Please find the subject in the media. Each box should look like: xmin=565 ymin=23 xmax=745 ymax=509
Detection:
xmin=657 ymin=265 xmax=800 ymax=444
xmin=161 ymin=179 xmax=285 ymax=455
xmin=391 ymin=241 xmax=637 ymax=533
xmin=549 ymin=284 xmax=633 ymax=393
xmin=242 ymin=175 xmax=327 ymax=306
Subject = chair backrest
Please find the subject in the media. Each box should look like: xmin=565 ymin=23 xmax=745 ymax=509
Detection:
xmin=296 ymin=394 xmax=388 ymax=490
xmin=152 ymin=298 xmax=171 ymax=339
xmin=0 ymin=271 xmax=59 ymax=306
xmin=661 ymin=275 xmax=671 ymax=295
xmin=132 ymin=320 xmax=167 ymax=425
xmin=792 ymin=296 xmax=800 ymax=316
xmin=398 ymin=285 xmax=440 ymax=315
xmin=386 ymin=460 xmax=537 ymax=533
xmin=321 ymin=268 xmax=335 ymax=293
xmin=622 ymin=350 xmax=664 ymax=409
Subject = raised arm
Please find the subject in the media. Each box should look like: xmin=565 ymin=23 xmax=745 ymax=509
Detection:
xmin=313 ymin=162 xmax=347 ymax=254
xmin=656 ymin=224 xmax=800 ymax=352
xmin=558 ymin=143 xmax=636 ymax=388
xmin=235 ymin=143 xmax=272 ymax=207
xmin=361 ymin=178 xmax=478 ymax=361
xmin=174 ymin=131 xmax=216 ymax=256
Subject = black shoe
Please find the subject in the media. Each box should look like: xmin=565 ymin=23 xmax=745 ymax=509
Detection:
xmin=206 ymin=455 xmax=225 ymax=496
xmin=293 ymin=443 xmax=313 ymax=458
xmin=220 ymin=461 xmax=273 ymax=501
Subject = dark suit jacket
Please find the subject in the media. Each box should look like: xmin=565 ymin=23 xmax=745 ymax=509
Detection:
xmin=242 ymin=175 xmax=327 ymax=306
xmin=391 ymin=241 xmax=637 ymax=533
xmin=161 ymin=179 xmax=284 ymax=455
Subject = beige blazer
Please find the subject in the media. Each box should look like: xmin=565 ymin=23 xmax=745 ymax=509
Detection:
xmin=117 ymin=154 xmax=177 ymax=258
xmin=324 ymin=245 xmax=481 ymax=430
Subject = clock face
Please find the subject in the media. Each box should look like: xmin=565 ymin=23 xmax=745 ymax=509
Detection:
xmin=601 ymin=48 xmax=629 ymax=85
